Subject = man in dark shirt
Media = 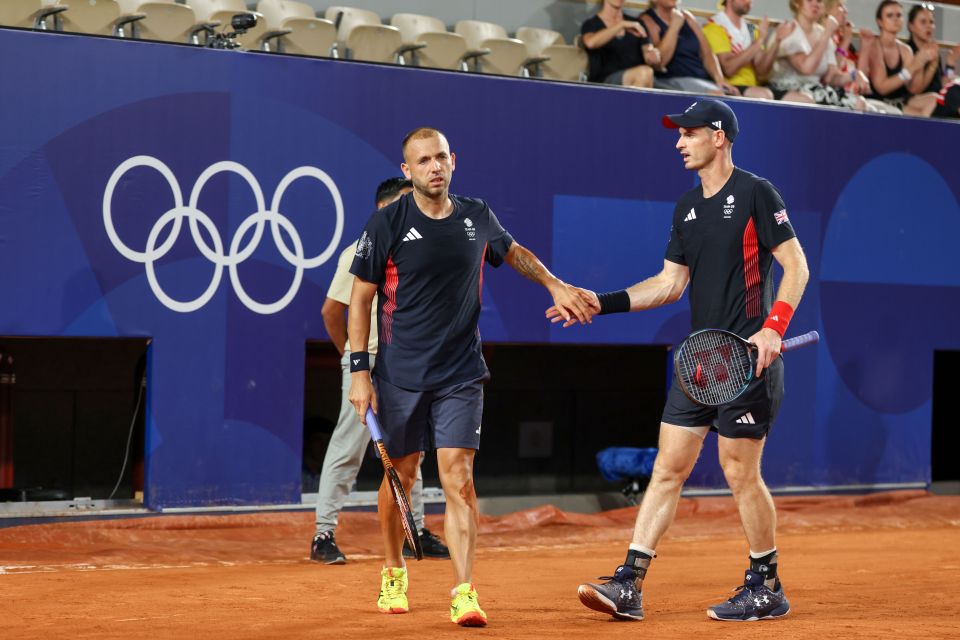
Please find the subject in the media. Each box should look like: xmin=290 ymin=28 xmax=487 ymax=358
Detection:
xmin=347 ymin=127 xmax=591 ymax=626
xmin=581 ymin=0 xmax=661 ymax=86
xmin=553 ymin=100 xmax=809 ymax=623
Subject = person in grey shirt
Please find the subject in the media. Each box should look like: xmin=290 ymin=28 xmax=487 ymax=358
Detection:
xmin=310 ymin=177 xmax=449 ymax=564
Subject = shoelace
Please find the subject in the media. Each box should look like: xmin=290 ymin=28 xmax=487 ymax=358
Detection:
xmin=383 ymin=576 xmax=405 ymax=600
xmin=454 ymin=590 xmax=478 ymax=609
xmin=725 ymin=583 xmax=761 ymax=604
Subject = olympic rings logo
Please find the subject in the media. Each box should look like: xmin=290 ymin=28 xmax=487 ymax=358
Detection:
xmin=103 ymin=156 xmax=344 ymax=314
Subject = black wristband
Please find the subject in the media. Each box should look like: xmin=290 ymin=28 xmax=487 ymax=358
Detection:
xmin=349 ymin=351 xmax=370 ymax=372
xmin=597 ymin=290 xmax=631 ymax=315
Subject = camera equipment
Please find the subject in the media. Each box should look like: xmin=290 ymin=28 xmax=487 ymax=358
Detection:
xmin=205 ymin=12 xmax=257 ymax=50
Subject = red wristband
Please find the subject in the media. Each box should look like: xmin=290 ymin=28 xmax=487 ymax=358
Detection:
xmin=762 ymin=301 xmax=794 ymax=337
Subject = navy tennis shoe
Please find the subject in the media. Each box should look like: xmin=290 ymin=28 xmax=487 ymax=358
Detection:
xmin=577 ymin=564 xmax=644 ymax=621
xmin=310 ymin=531 xmax=346 ymax=564
xmin=403 ymin=527 xmax=450 ymax=559
xmin=707 ymin=569 xmax=790 ymax=621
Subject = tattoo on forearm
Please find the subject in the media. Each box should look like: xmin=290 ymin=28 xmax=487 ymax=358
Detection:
xmin=511 ymin=247 xmax=548 ymax=283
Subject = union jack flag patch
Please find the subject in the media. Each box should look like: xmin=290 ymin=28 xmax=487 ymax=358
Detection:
xmin=773 ymin=209 xmax=789 ymax=225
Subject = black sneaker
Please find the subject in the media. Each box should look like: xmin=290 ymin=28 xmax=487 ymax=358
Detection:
xmin=577 ymin=564 xmax=644 ymax=621
xmin=403 ymin=528 xmax=450 ymax=559
xmin=707 ymin=570 xmax=790 ymax=621
xmin=310 ymin=531 xmax=346 ymax=564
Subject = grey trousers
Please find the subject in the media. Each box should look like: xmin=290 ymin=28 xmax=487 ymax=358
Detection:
xmin=315 ymin=350 xmax=425 ymax=533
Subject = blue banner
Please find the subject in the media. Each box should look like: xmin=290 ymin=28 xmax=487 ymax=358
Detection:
xmin=1 ymin=28 xmax=957 ymax=506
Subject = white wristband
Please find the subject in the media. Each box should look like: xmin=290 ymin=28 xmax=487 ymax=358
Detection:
xmin=898 ymin=68 xmax=912 ymax=83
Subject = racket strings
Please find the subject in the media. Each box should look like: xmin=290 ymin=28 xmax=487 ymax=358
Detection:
xmin=677 ymin=331 xmax=752 ymax=405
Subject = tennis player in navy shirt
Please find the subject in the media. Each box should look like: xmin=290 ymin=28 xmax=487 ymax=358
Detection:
xmin=347 ymin=127 xmax=591 ymax=626
xmin=551 ymin=99 xmax=809 ymax=623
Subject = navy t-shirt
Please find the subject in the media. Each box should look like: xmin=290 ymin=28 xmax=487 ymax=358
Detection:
xmin=580 ymin=14 xmax=652 ymax=82
xmin=350 ymin=193 xmax=514 ymax=390
xmin=644 ymin=8 xmax=709 ymax=79
xmin=665 ymin=168 xmax=797 ymax=338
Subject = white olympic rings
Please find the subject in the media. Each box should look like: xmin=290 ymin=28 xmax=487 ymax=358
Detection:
xmin=103 ymin=156 xmax=344 ymax=314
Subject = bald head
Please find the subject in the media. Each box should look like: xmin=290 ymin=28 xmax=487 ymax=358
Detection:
xmin=401 ymin=127 xmax=447 ymax=163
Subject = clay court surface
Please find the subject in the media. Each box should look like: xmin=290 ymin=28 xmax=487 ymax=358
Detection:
xmin=2 ymin=490 xmax=958 ymax=639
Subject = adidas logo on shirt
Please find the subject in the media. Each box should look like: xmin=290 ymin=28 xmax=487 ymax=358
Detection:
xmin=735 ymin=412 xmax=756 ymax=425
xmin=684 ymin=208 xmax=697 ymax=222
xmin=402 ymin=227 xmax=423 ymax=242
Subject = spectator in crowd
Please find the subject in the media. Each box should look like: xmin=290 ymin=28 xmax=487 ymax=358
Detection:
xmin=866 ymin=0 xmax=939 ymax=116
xmin=767 ymin=0 xmax=866 ymax=110
xmin=641 ymin=0 xmax=738 ymax=95
xmin=581 ymin=0 xmax=660 ymax=87
xmin=906 ymin=3 xmax=960 ymax=118
xmin=907 ymin=3 xmax=959 ymax=113
xmin=823 ymin=0 xmax=893 ymax=111
xmin=703 ymin=0 xmax=811 ymax=101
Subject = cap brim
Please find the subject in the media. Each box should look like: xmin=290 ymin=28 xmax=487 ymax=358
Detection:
xmin=662 ymin=114 xmax=708 ymax=129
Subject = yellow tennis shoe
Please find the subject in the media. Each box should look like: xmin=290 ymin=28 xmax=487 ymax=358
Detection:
xmin=450 ymin=583 xmax=487 ymax=626
xmin=377 ymin=567 xmax=409 ymax=614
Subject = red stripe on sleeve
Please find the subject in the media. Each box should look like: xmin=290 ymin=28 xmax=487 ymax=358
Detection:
xmin=743 ymin=218 xmax=762 ymax=318
xmin=478 ymin=242 xmax=487 ymax=303
xmin=381 ymin=256 xmax=398 ymax=345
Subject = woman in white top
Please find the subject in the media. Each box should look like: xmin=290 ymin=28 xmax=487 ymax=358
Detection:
xmin=769 ymin=0 xmax=866 ymax=109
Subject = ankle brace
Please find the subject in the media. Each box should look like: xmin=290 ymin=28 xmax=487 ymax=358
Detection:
xmin=749 ymin=549 xmax=778 ymax=584
xmin=625 ymin=548 xmax=653 ymax=580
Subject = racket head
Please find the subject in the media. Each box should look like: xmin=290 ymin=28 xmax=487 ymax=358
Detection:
xmin=386 ymin=466 xmax=423 ymax=560
xmin=674 ymin=329 xmax=755 ymax=406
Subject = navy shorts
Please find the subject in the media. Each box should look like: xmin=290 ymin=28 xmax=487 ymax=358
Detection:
xmin=373 ymin=375 xmax=485 ymax=457
xmin=662 ymin=357 xmax=784 ymax=439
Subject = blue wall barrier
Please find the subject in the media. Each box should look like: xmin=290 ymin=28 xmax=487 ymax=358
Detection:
xmin=1 ymin=29 xmax=957 ymax=507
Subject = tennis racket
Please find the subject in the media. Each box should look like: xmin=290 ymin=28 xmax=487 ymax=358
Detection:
xmin=365 ymin=407 xmax=423 ymax=561
xmin=674 ymin=329 xmax=819 ymax=406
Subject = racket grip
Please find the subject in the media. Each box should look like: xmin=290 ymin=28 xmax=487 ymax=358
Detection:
xmin=365 ymin=407 xmax=384 ymax=441
xmin=781 ymin=330 xmax=819 ymax=352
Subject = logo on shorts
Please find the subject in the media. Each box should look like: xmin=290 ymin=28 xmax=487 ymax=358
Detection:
xmin=735 ymin=412 xmax=756 ymax=425
xmin=475 ymin=425 xmax=482 ymax=435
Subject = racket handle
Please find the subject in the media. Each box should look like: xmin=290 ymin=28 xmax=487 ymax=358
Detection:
xmin=781 ymin=330 xmax=819 ymax=352
xmin=365 ymin=407 xmax=384 ymax=441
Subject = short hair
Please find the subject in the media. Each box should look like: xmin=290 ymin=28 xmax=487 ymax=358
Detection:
xmin=401 ymin=127 xmax=446 ymax=159
xmin=876 ymin=0 xmax=901 ymax=20
xmin=375 ymin=177 xmax=412 ymax=207
xmin=908 ymin=2 xmax=934 ymax=23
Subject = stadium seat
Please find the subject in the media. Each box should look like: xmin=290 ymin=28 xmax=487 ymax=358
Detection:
xmin=323 ymin=5 xmax=418 ymax=64
xmin=0 ymin=0 xmax=67 ymax=30
xmin=51 ymin=0 xmax=145 ymax=37
xmin=256 ymin=0 xmax=336 ymax=57
xmin=390 ymin=13 xmax=469 ymax=70
xmin=114 ymin=0 xmax=209 ymax=44
xmin=454 ymin=19 xmax=545 ymax=77
xmin=189 ymin=0 xmax=275 ymax=50
xmin=516 ymin=27 xmax=587 ymax=82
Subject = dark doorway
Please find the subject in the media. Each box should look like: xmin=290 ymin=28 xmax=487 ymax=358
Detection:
xmin=931 ymin=350 xmax=957 ymax=482
xmin=0 ymin=337 xmax=149 ymax=502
